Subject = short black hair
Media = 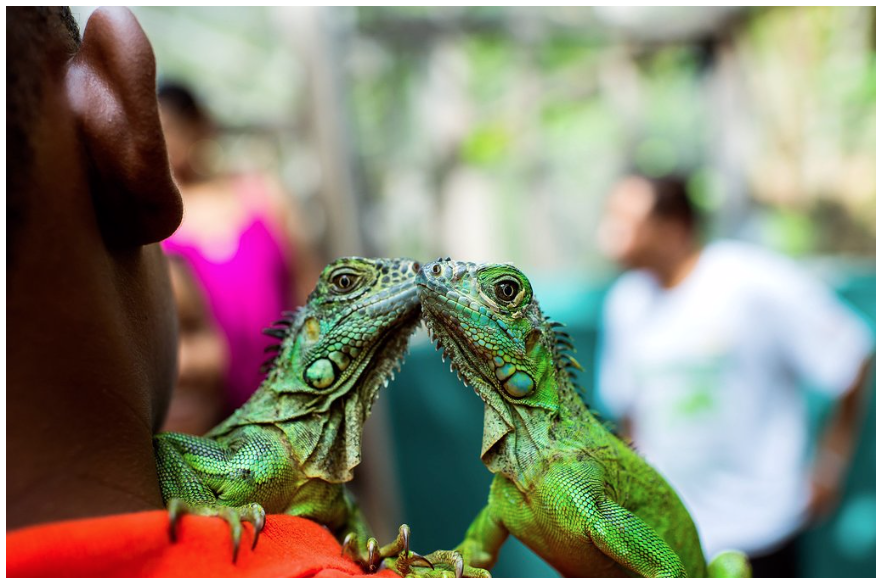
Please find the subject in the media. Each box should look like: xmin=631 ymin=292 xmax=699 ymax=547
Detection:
xmin=157 ymin=81 xmax=208 ymax=126
xmin=7 ymin=7 xmax=81 ymax=262
xmin=637 ymin=173 xmax=699 ymax=231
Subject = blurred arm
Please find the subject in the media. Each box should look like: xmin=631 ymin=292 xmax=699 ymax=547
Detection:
xmin=761 ymin=258 xmax=875 ymax=518
xmin=809 ymin=357 xmax=873 ymax=519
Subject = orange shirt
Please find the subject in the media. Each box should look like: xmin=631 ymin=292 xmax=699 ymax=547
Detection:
xmin=7 ymin=511 xmax=397 ymax=578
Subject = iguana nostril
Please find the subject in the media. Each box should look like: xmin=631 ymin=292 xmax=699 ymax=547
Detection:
xmin=411 ymin=262 xmax=420 ymax=273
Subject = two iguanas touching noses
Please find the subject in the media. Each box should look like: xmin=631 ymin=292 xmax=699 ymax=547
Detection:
xmin=154 ymin=257 xmax=751 ymax=578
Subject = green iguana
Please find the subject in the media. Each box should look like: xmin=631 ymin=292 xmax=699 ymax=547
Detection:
xmin=154 ymin=257 xmax=422 ymax=566
xmin=411 ymin=258 xmax=750 ymax=578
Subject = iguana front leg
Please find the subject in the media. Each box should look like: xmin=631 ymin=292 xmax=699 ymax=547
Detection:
xmin=437 ymin=503 xmax=508 ymax=572
xmin=154 ymin=430 xmax=280 ymax=561
xmin=559 ymin=461 xmax=687 ymax=578
xmin=585 ymin=499 xmax=686 ymax=578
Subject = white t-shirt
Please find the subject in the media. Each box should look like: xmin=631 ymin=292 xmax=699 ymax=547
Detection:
xmin=598 ymin=241 xmax=873 ymax=557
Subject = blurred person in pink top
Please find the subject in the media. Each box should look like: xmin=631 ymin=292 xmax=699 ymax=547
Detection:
xmin=158 ymin=82 xmax=320 ymax=433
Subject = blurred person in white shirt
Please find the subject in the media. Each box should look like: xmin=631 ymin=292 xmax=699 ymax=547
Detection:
xmin=597 ymin=173 xmax=873 ymax=578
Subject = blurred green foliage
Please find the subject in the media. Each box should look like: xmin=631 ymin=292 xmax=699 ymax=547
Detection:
xmin=347 ymin=7 xmax=875 ymax=267
xmin=120 ymin=6 xmax=874 ymax=266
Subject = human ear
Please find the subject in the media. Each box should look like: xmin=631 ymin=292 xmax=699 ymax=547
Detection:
xmin=65 ymin=7 xmax=182 ymax=247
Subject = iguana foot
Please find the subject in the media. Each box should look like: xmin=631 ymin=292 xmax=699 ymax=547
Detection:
xmin=168 ymin=498 xmax=266 ymax=562
xmin=344 ymin=524 xmax=430 ymax=573
xmin=383 ymin=552 xmax=433 ymax=577
xmin=385 ymin=550 xmax=491 ymax=578
xmin=424 ymin=551 xmax=491 ymax=578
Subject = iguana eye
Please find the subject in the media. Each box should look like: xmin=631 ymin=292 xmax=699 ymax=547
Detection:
xmin=495 ymin=280 xmax=520 ymax=303
xmin=431 ymin=263 xmax=443 ymax=275
xmin=330 ymin=270 xmax=360 ymax=294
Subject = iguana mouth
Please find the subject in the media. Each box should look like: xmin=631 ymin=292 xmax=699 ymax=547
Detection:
xmin=358 ymin=301 xmax=421 ymax=381
xmin=416 ymin=279 xmax=520 ymax=344
xmin=417 ymin=282 xmax=500 ymax=393
xmin=330 ymin=281 xmax=421 ymax=400
xmin=334 ymin=281 xmax=420 ymax=331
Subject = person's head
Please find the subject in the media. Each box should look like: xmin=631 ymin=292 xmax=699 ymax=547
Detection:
xmin=598 ymin=173 xmax=700 ymax=270
xmin=8 ymin=7 xmax=183 ymax=525
xmin=157 ymin=81 xmax=213 ymax=183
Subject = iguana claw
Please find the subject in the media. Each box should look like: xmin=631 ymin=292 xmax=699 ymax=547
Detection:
xmin=367 ymin=537 xmax=380 ymax=571
xmin=167 ymin=499 xmax=266 ymax=563
xmin=453 ymin=553 xmax=463 ymax=578
xmin=399 ymin=523 xmax=410 ymax=557
xmin=342 ymin=532 xmax=357 ymax=556
xmin=343 ymin=524 xmax=415 ymax=573
xmin=249 ymin=504 xmax=266 ymax=549
xmin=407 ymin=555 xmax=435 ymax=570
xmin=388 ymin=551 xmax=435 ymax=576
xmin=168 ymin=498 xmax=184 ymax=543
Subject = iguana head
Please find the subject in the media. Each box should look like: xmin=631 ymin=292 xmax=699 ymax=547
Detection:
xmin=417 ymin=258 xmax=581 ymax=475
xmin=233 ymin=257 xmax=421 ymax=482
xmin=272 ymin=257 xmax=421 ymax=391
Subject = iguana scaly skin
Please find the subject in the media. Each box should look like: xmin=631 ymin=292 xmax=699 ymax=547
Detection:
xmin=154 ymin=257 xmax=421 ymax=565
xmin=413 ymin=259 xmax=750 ymax=578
